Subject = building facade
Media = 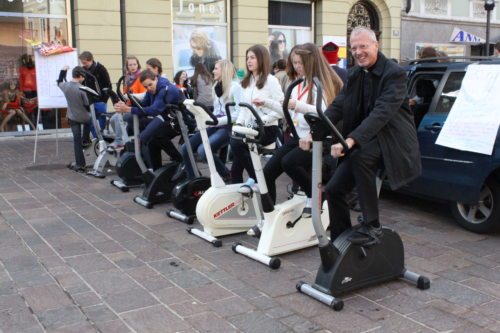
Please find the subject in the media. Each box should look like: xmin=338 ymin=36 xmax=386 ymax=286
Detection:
xmin=0 ymin=0 xmax=403 ymax=134
xmin=401 ymin=0 xmax=500 ymax=61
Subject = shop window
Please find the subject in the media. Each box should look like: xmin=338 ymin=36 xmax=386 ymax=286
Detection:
xmin=0 ymin=0 xmax=66 ymax=15
xmin=268 ymin=1 xmax=313 ymax=67
xmin=0 ymin=0 xmax=69 ymax=134
xmin=268 ymin=1 xmax=311 ymax=27
xmin=171 ymin=0 xmax=228 ymax=77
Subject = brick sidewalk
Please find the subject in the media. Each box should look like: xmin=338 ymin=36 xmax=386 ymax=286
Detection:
xmin=0 ymin=137 xmax=499 ymax=333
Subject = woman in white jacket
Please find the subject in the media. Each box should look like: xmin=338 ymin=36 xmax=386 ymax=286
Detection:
xmin=180 ymin=59 xmax=240 ymax=180
xmin=263 ymin=43 xmax=343 ymax=215
xmin=231 ymin=44 xmax=284 ymax=184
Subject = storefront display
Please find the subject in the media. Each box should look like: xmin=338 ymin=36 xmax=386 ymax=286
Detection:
xmin=0 ymin=0 xmax=69 ymax=134
xmin=172 ymin=0 xmax=227 ymax=76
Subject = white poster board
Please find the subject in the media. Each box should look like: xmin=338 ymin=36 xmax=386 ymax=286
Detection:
xmin=436 ymin=64 xmax=500 ymax=155
xmin=34 ymin=49 xmax=79 ymax=108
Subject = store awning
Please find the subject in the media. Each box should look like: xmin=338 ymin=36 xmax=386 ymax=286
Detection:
xmin=450 ymin=27 xmax=485 ymax=44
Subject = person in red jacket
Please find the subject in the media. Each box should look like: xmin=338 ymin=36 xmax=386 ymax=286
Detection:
xmin=1 ymin=80 xmax=35 ymax=132
xmin=19 ymin=54 xmax=37 ymax=93
xmin=18 ymin=54 xmax=38 ymax=122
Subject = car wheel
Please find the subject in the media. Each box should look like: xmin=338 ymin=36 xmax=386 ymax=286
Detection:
xmin=450 ymin=178 xmax=500 ymax=233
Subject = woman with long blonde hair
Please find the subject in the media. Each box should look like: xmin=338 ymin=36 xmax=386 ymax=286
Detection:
xmin=180 ymin=59 xmax=240 ymax=180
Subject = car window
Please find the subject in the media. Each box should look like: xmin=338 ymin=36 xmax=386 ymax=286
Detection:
xmin=408 ymin=74 xmax=442 ymax=102
xmin=435 ymin=71 xmax=466 ymax=113
xmin=407 ymin=73 xmax=444 ymax=127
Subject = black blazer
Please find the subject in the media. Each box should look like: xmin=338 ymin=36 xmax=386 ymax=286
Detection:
xmin=325 ymin=52 xmax=421 ymax=190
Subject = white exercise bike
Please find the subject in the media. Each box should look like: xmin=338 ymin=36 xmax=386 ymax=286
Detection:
xmin=179 ymin=99 xmax=263 ymax=246
xmin=231 ymin=81 xmax=329 ymax=269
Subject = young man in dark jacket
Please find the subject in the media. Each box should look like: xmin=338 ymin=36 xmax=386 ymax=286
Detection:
xmin=113 ymin=69 xmax=185 ymax=170
xmin=79 ymin=51 xmax=112 ymax=144
xmin=302 ymin=26 xmax=421 ymax=242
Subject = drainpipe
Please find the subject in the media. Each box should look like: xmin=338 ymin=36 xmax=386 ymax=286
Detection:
xmin=406 ymin=0 xmax=411 ymax=14
xmin=70 ymin=0 xmax=76 ymax=47
xmin=120 ymin=0 xmax=127 ymax=72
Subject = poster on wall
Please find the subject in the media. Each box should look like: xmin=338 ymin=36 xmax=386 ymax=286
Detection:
xmin=172 ymin=24 xmax=226 ymax=77
xmin=267 ymin=27 xmax=312 ymax=65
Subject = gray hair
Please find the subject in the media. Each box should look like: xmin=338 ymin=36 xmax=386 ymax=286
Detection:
xmin=350 ymin=26 xmax=377 ymax=42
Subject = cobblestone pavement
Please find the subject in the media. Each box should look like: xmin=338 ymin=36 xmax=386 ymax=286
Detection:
xmin=0 ymin=136 xmax=499 ymax=333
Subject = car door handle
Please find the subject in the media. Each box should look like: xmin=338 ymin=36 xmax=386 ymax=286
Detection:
xmin=424 ymin=124 xmax=442 ymax=131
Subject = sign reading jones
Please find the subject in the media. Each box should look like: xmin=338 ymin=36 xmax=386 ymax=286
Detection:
xmin=173 ymin=0 xmax=226 ymax=23
xmin=5 ymin=0 xmax=57 ymax=3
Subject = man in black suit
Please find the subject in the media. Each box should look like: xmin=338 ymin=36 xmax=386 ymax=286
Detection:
xmin=316 ymin=26 xmax=421 ymax=242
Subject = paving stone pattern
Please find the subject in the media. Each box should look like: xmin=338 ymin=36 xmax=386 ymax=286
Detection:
xmin=0 ymin=137 xmax=499 ymax=332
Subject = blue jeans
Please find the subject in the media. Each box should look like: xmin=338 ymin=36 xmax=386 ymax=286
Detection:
xmin=90 ymin=102 xmax=107 ymax=138
xmin=110 ymin=113 xmax=132 ymax=145
xmin=181 ymin=126 xmax=230 ymax=179
xmin=69 ymin=119 xmax=90 ymax=167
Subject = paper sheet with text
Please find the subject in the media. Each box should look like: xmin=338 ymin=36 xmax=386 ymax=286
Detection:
xmin=436 ymin=64 xmax=500 ymax=155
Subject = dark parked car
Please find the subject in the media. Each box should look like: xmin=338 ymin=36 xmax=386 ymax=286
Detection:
xmin=401 ymin=56 xmax=500 ymax=233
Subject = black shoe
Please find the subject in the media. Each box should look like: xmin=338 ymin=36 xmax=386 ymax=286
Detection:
xmin=74 ymin=166 xmax=86 ymax=173
xmin=82 ymin=141 xmax=92 ymax=149
xmin=67 ymin=162 xmax=76 ymax=170
xmin=348 ymin=224 xmax=382 ymax=245
xmin=222 ymin=174 xmax=231 ymax=183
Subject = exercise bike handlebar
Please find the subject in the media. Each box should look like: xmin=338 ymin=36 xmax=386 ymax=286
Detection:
xmin=104 ymin=76 xmax=124 ymax=105
xmin=127 ymin=93 xmax=145 ymax=113
xmin=78 ymin=85 xmax=100 ymax=98
xmin=236 ymin=103 xmax=265 ymax=144
xmin=193 ymin=101 xmax=218 ymax=126
xmin=115 ymin=76 xmax=126 ymax=102
xmin=282 ymin=77 xmax=303 ymax=140
xmin=224 ymin=102 xmax=234 ymax=126
xmin=82 ymin=71 xmax=102 ymax=98
xmin=312 ymin=77 xmax=349 ymax=153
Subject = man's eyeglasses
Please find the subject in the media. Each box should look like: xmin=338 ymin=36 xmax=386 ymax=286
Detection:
xmin=350 ymin=44 xmax=371 ymax=52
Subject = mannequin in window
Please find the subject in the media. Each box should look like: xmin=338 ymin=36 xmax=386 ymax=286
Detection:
xmin=1 ymin=80 xmax=35 ymax=132
xmin=19 ymin=54 xmax=38 ymax=124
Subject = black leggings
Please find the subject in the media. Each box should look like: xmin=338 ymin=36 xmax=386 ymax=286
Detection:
xmin=324 ymin=138 xmax=382 ymax=240
xmin=230 ymin=125 xmax=278 ymax=184
xmin=263 ymin=140 xmax=312 ymax=204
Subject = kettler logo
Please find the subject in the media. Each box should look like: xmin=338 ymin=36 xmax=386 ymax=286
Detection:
xmin=341 ymin=276 xmax=352 ymax=284
xmin=214 ymin=202 xmax=236 ymax=219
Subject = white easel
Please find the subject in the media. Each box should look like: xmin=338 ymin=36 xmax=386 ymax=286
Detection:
xmin=32 ymin=49 xmax=78 ymax=164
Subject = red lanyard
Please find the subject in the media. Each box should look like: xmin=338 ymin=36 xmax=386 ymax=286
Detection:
xmin=297 ymin=83 xmax=310 ymax=101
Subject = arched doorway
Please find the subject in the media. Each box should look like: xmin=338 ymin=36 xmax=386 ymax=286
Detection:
xmin=346 ymin=1 xmax=380 ymax=67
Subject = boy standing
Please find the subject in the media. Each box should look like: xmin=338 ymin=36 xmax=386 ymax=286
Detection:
xmin=57 ymin=65 xmax=91 ymax=172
